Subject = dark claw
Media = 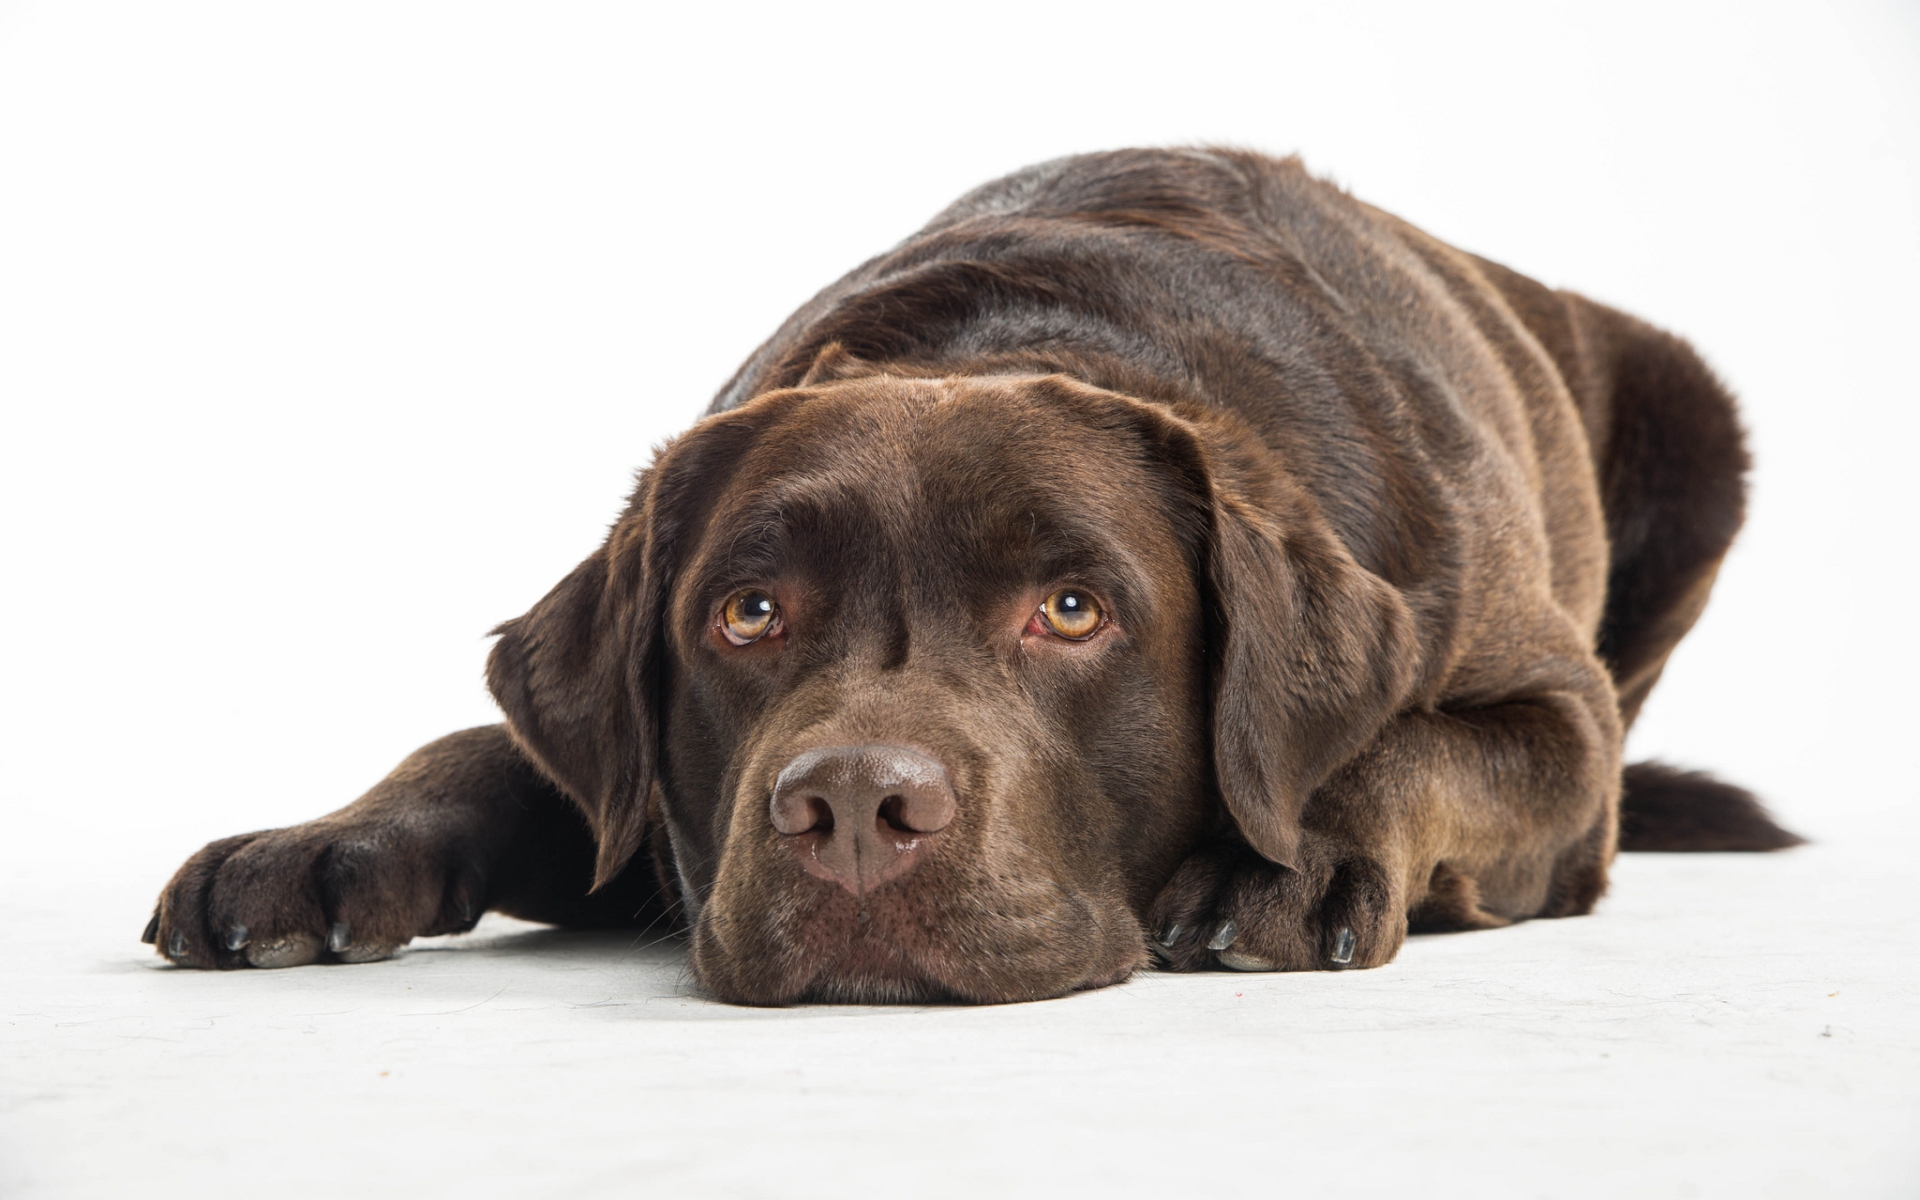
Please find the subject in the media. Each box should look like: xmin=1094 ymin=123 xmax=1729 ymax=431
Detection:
xmin=225 ymin=925 xmax=250 ymax=952
xmin=1156 ymin=923 xmax=1183 ymax=948
xmin=1330 ymin=926 xmax=1357 ymax=965
xmin=1206 ymin=920 xmax=1238 ymax=951
xmin=141 ymin=913 xmax=160 ymax=945
xmin=328 ymin=922 xmax=351 ymax=953
xmin=167 ymin=930 xmax=187 ymax=959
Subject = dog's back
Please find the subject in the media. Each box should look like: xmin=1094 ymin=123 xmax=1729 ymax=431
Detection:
xmin=717 ymin=146 xmax=1795 ymax=851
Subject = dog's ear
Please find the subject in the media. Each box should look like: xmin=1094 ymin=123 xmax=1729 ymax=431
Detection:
xmin=486 ymin=395 xmax=804 ymax=888
xmin=797 ymin=341 xmax=873 ymax=386
xmin=1079 ymin=386 xmax=1420 ymax=869
xmin=1199 ymin=434 xmax=1419 ymax=869
xmin=486 ymin=489 xmax=664 ymax=889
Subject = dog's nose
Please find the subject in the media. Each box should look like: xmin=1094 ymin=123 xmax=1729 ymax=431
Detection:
xmin=769 ymin=745 xmax=956 ymax=894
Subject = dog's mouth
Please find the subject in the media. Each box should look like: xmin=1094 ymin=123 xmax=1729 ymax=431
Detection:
xmin=676 ymin=733 xmax=1158 ymax=1005
xmin=791 ymin=921 xmax=960 ymax=1005
xmin=687 ymin=856 xmax=1148 ymax=1006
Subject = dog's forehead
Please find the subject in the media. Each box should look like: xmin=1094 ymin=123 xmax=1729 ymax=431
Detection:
xmin=672 ymin=376 xmax=1189 ymax=607
xmin=732 ymin=375 xmax=1163 ymax=513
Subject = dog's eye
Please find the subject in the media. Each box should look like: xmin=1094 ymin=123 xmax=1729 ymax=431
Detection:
xmin=1039 ymin=589 xmax=1103 ymax=640
xmin=721 ymin=590 xmax=781 ymax=645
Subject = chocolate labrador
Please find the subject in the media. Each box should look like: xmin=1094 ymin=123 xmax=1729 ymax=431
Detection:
xmin=144 ymin=149 xmax=1800 ymax=1004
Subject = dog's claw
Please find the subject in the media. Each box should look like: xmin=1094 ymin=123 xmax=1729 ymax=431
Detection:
xmin=1330 ymin=926 xmax=1356 ymax=965
xmin=167 ymin=930 xmax=187 ymax=959
xmin=1157 ymin=924 xmax=1183 ymax=948
xmin=1206 ymin=920 xmax=1238 ymax=951
xmin=140 ymin=914 xmax=160 ymax=945
xmin=328 ymin=922 xmax=351 ymax=953
xmin=224 ymin=925 xmax=250 ymax=952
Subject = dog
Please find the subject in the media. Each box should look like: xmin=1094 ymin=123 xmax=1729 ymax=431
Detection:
xmin=145 ymin=148 xmax=1800 ymax=1004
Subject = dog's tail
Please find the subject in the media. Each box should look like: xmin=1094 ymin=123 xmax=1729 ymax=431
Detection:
xmin=1617 ymin=762 xmax=1804 ymax=851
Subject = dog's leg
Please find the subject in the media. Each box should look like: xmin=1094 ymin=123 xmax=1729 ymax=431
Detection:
xmin=1150 ymin=646 xmax=1620 ymax=973
xmin=1471 ymin=258 xmax=1749 ymax=732
xmin=144 ymin=725 xmax=672 ymax=968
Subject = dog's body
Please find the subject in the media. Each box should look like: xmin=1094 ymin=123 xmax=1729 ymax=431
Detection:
xmin=148 ymin=150 xmax=1797 ymax=1003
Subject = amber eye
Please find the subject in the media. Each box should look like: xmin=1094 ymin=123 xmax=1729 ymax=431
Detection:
xmin=721 ymin=590 xmax=780 ymax=645
xmin=1039 ymin=589 xmax=1103 ymax=639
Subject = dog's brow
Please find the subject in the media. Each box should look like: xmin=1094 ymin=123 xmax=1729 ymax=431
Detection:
xmin=1019 ymin=506 xmax=1161 ymax=588
xmin=703 ymin=477 xmax=885 ymax=580
xmin=698 ymin=472 xmax=1163 ymax=621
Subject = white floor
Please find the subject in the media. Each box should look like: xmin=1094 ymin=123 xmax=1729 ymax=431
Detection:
xmin=4 ymin=839 xmax=1915 ymax=1199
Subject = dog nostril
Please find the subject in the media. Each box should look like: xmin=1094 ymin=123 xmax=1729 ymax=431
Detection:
xmin=770 ymin=788 xmax=838 ymax=836
xmin=878 ymin=795 xmax=911 ymax=833
xmin=768 ymin=744 xmax=956 ymax=892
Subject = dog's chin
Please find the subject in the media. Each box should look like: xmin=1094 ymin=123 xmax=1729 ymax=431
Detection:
xmin=722 ymin=939 xmax=1139 ymax=1007
xmin=688 ymin=932 xmax=950 ymax=1007
xmin=689 ymin=886 xmax=1147 ymax=1007
xmin=794 ymin=933 xmax=960 ymax=1005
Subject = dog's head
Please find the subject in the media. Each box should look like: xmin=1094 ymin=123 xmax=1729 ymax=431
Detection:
xmin=486 ymin=371 xmax=1414 ymax=1003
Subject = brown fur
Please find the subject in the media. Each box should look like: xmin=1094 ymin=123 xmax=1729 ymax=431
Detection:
xmin=145 ymin=149 xmax=1798 ymax=1003
xmin=1617 ymin=763 xmax=1805 ymax=852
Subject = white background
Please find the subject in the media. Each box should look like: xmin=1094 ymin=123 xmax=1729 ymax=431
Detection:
xmin=2 ymin=3 xmax=1918 ymax=1197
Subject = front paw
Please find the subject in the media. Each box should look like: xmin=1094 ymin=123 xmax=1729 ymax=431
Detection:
xmin=143 ymin=820 xmax=485 ymax=969
xmin=1147 ymin=838 xmax=1406 ymax=973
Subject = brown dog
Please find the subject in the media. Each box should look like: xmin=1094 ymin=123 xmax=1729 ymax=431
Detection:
xmin=145 ymin=149 xmax=1799 ymax=1004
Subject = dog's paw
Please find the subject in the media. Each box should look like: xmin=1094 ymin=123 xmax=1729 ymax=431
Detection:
xmin=1146 ymin=839 xmax=1406 ymax=973
xmin=143 ymin=820 xmax=485 ymax=969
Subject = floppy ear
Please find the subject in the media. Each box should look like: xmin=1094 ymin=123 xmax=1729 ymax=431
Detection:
xmin=1100 ymin=392 xmax=1420 ymax=869
xmin=1203 ymin=442 xmax=1420 ymax=868
xmin=486 ymin=495 xmax=663 ymax=890
xmin=487 ymin=394 xmax=807 ymax=888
